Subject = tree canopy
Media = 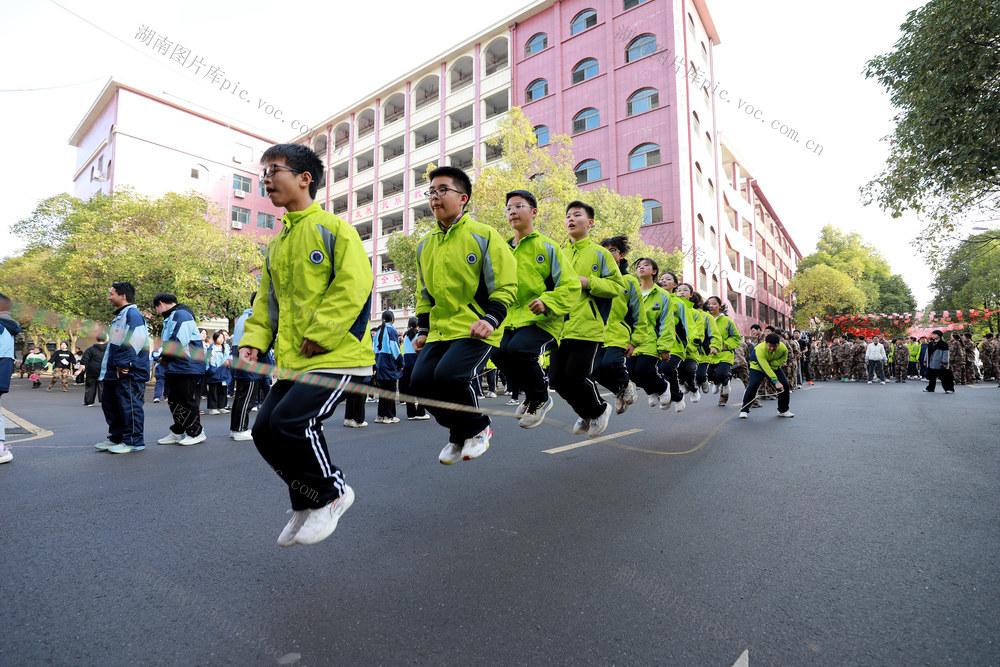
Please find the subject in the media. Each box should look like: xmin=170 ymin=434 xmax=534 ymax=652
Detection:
xmin=386 ymin=108 xmax=683 ymax=308
xmin=788 ymin=264 xmax=868 ymax=329
xmin=862 ymin=0 xmax=1000 ymax=254
xmin=929 ymin=232 xmax=1000 ymax=333
xmin=0 ymin=188 xmax=263 ymax=347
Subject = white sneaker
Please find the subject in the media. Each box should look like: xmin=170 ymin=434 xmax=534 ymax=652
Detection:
xmin=439 ymin=442 xmax=463 ymax=465
xmin=867 ymin=381 xmax=872 ymax=385
xmin=152 ymin=398 xmax=160 ymax=403
xmin=208 ymin=409 xmax=221 ymax=415
xmin=484 ymin=391 xmax=497 ymax=398
xmin=231 ymin=430 xmax=253 ymax=441
xmin=659 ymin=394 xmax=674 ymax=410
xmin=615 ymin=391 xmax=628 ymax=414
xmin=219 ymin=408 xmax=230 ymax=414
xmin=572 ymin=416 xmax=591 ymax=435
xmin=712 ymin=383 xmax=720 ymax=394
xmin=377 ymin=416 xmax=400 ymax=424
xmin=157 ymin=432 xmax=185 ymax=445
xmin=674 ymin=397 xmax=686 ymax=413
xmin=700 ymin=382 xmax=711 ymax=394
xmin=587 ymin=403 xmax=612 ymax=438
xmin=373 ymin=416 xmax=385 ymax=424
xmin=647 ymin=393 xmax=660 ymax=408
xmin=880 ymin=381 xmax=886 ymax=385
xmin=624 ymin=381 xmax=638 ymax=405
xmin=251 ymin=406 xmax=258 ymax=412
xmin=514 ymin=401 xmax=529 ymax=418
xmin=179 ymin=432 xmax=207 ymax=446
xmin=0 ymin=444 xmax=12 ymax=464
xmin=294 ymin=485 xmax=355 ymax=545
xmin=691 ymin=390 xmax=701 ymax=404
xmin=506 ymin=398 xmax=521 ymax=406
xmin=343 ymin=419 xmax=368 ymax=428
xmin=738 ymin=411 xmax=749 ymax=419
xmin=461 ymin=425 xmax=493 ymax=460
xmin=777 ymin=411 xmax=795 ymax=418
xmin=407 ymin=414 xmax=431 ymax=421
xmin=276 ymin=509 xmax=309 ymax=547
xmin=519 ymin=396 xmax=553 ymax=429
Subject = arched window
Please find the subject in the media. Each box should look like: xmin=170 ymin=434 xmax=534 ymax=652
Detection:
xmin=571 ymin=58 xmax=599 ymax=84
xmin=627 ymin=88 xmax=659 ymax=116
xmin=484 ymin=37 xmax=509 ymax=75
xmin=572 ymin=108 xmax=600 ymax=134
xmin=642 ymin=199 xmax=662 ymax=225
xmin=626 ymin=34 xmax=656 ymax=62
xmin=571 ymin=9 xmax=598 ymax=35
xmin=450 ymin=57 xmax=474 ymax=92
xmin=624 ymin=0 xmax=650 ymax=9
xmin=534 ymin=125 xmax=550 ymax=147
xmin=574 ymin=159 xmax=602 ymax=184
xmin=357 ymin=108 xmax=376 ymax=137
xmin=413 ymin=76 xmax=439 ymax=110
xmin=383 ymin=93 xmax=405 ymax=124
xmin=694 ymin=162 xmax=703 ymax=187
xmin=692 ymin=111 xmax=701 ymax=135
xmin=628 ymin=143 xmax=661 ymax=170
xmin=525 ymin=79 xmax=548 ymax=102
xmin=525 ymin=33 xmax=548 ymax=57
xmin=312 ymin=135 xmax=328 ymax=155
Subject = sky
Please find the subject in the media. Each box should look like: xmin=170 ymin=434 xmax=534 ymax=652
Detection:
xmin=0 ymin=0 xmax=943 ymax=306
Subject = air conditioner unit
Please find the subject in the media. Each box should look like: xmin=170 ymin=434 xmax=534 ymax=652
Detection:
xmin=234 ymin=190 xmax=246 ymax=198
xmin=231 ymin=220 xmax=243 ymax=229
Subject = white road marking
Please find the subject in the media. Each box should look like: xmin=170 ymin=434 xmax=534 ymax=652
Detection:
xmin=542 ymin=429 xmax=643 ymax=454
xmin=732 ymin=649 xmax=749 ymax=667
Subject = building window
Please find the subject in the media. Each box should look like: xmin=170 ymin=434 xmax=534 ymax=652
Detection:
xmin=526 ymin=33 xmax=548 ymax=57
xmin=190 ymin=168 xmax=199 ymax=179
xmin=572 ymin=108 xmax=600 ymax=134
xmin=357 ymin=109 xmax=376 ymax=136
xmin=534 ymin=125 xmax=550 ymax=147
xmin=233 ymin=174 xmax=252 ymax=193
xmin=574 ymin=159 xmax=601 ymax=184
xmin=628 ymin=143 xmax=661 ymax=170
xmin=697 ymin=214 xmax=706 ymax=238
xmin=571 ymin=58 xmax=599 ymax=84
xmin=384 ymin=93 xmax=405 ymax=123
xmin=624 ymin=0 xmax=650 ymax=9
xmin=526 ymin=78 xmax=548 ymax=102
xmin=626 ymin=34 xmax=656 ymax=63
xmin=692 ymin=111 xmax=701 ymax=135
xmin=745 ymin=295 xmax=754 ymax=319
xmin=257 ymin=212 xmax=275 ymax=230
xmin=258 ymin=180 xmax=266 ymax=197
xmin=642 ymin=199 xmax=663 ymax=225
xmin=570 ymin=9 xmax=597 ymax=35
xmin=414 ymin=76 xmax=439 ymax=110
xmin=485 ymin=37 xmax=509 ymax=75
xmin=626 ymin=88 xmax=659 ymax=116
xmin=701 ymin=42 xmax=709 ymax=63
xmin=695 ymin=162 xmax=703 ymax=187
xmin=231 ymin=206 xmax=250 ymax=228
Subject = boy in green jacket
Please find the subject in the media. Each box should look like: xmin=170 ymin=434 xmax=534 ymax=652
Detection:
xmin=596 ymin=236 xmax=646 ymax=414
xmin=410 ymin=167 xmax=518 ymax=464
xmin=490 ymin=190 xmax=580 ymax=429
xmin=739 ymin=333 xmax=794 ymax=419
xmin=239 ymin=143 xmax=375 ymax=547
xmin=550 ymin=201 xmax=626 ymax=437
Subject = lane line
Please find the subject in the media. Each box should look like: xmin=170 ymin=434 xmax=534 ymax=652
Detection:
xmin=543 ymin=429 xmax=644 ymax=454
xmin=1 ymin=407 xmax=54 ymax=442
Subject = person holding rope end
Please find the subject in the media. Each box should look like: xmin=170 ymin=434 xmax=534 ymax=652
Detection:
xmin=239 ymin=143 xmax=374 ymax=547
xmin=739 ymin=333 xmax=795 ymax=419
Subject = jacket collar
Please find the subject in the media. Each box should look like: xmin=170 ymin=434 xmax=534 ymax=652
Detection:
xmin=281 ymin=201 xmax=322 ymax=230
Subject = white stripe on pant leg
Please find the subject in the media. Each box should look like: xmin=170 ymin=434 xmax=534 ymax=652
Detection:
xmin=306 ymin=375 xmax=349 ymax=478
xmin=466 ymin=348 xmax=492 ymax=409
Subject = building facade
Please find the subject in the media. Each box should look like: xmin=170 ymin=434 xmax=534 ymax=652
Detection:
xmin=69 ymin=80 xmax=285 ymax=241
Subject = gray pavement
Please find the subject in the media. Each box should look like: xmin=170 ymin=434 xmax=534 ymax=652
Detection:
xmin=1 ymin=376 xmax=998 ymax=665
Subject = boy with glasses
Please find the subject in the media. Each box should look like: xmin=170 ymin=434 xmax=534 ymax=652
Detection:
xmin=490 ymin=190 xmax=580 ymax=429
xmin=410 ymin=167 xmax=517 ymax=464
xmin=239 ymin=143 xmax=374 ymax=547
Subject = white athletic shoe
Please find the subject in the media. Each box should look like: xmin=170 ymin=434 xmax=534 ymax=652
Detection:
xmin=514 ymin=401 xmax=529 ymax=418
xmin=294 ymin=486 xmax=355 ymax=545
xmin=407 ymin=414 xmax=431 ymax=421
xmin=179 ymin=432 xmax=206 ymax=446
xmin=615 ymin=391 xmax=628 ymax=414
xmin=659 ymin=394 xmax=673 ymax=410
xmin=506 ymin=398 xmax=521 ymax=407
xmin=484 ymin=391 xmax=497 ymax=398
xmin=152 ymin=398 xmax=160 ymax=403
xmin=700 ymin=381 xmax=711 ymax=394
xmin=208 ymin=409 xmax=221 ymax=415
xmin=461 ymin=425 xmax=493 ymax=460
xmin=624 ymin=381 xmax=638 ymax=405
xmin=691 ymin=390 xmax=701 ymax=404
xmin=738 ymin=411 xmax=749 ymax=419
xmin=880 ymin=381 xmax=886 ymax=385
xmin=157 ymin=432 xmax=184 ymax=445
xmin=712 ymin=383 xmax=720 ymax=394
xmin=647 ymin=393 xmax=660 ymax=408
xmin=231 ymin=430 xmax=253 ymax=441
xmin=777 ymin=411 xmax=795 ymax=418
xmin=867 ymin=381 xmax=872 ymax=385
xmin=343 ymin=419 xmax=368 ymax=428
xmin=519 ymin=396 xmax=553 ymax=429
xmin=373 ymin=416 xmax=385 ymax=424
xmin=0 ymin=444 xmax=12 ymax=464
xmin=276 ymin=509 xmax=309 ymax=547
xmin=587 ymin=403 xmax=613 ymax=438
xmin=674 ymin=397 xmax=686 ymax=413
xmin=571 ymin=416 xmax=591 ymax=435
xmin=439 ymin=442 xmax=463 ymax=465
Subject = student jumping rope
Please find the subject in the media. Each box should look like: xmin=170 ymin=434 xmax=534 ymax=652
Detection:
xmin=629 ymin=257 xmax=675 ymax=409
xmin=595 ymin=236 xmax=645 ymax=414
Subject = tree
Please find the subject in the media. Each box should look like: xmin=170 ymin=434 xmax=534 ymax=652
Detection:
xmin=788 ymin=264 xmax=868 ymax=329
xmin=386 ymin=108 xmax=683 ymax=306
xmin=930 ymin=232 xmax=1000 ymax=333
xmin=862 ymin=0 xmax=1000 ymax=255
xmin=0 ymin=188 xmax=263 ymax=340
xmin=872 ymin=273 xmax=917 ymax=315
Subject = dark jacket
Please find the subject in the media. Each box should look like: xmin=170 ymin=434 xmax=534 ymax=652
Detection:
xmin=373 ymin=323 xmax=403 ymax=380
xmin=923 ymin=340 xmax=950 ymax=370
xmin=160 ymin=304 xmax=206 ymax=376
xmin=80 ymin=343 xmax=108 ymax=378
xmin=49 ymin=349 xmax=74 ymax=370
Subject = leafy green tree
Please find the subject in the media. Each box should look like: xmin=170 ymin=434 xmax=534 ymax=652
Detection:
xmin=871 ymin=273 xmax=917 ymax=314
xmin=0 ymin=188 xmax=263 ymax=338
xmin=788 ymin=264 xmax=868 ymax=329
xmin=862 ymin=0 xmax=1000 ymax=253
xmin=386 ymin=108 xmax=682 ymax=306
xmin=930 ymin=232 xmax=1000 ymax=333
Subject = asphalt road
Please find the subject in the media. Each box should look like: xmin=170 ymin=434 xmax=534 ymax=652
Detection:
xmin=2 ymin=375 xmax=998 ymax=666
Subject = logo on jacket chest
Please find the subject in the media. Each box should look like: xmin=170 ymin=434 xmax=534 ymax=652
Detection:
xmin=309 ymin=250 xmax=325 ymax=264
xmin=536 ymin=254 xmax=545 ymax=264
xmin=467 ymin=253 xmax=478 ymax=264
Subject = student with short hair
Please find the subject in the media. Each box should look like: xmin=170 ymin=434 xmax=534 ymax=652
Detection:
xmin=549 ymin=201 xmax=626 ymax=437
xmin=490 ymin=190 xmax=580 ymax=429
xmin=409 ymin=166 xmax=517 ymax=464
xmin=739 ymin=333 xmax=794 ymax=419
xmin=153 ymin=292 xmax=207 ymax=446
xmin=596 ymin=235 xmax=645 ymax=414
xmin=239 ymin=143 xmax=375 ymax=547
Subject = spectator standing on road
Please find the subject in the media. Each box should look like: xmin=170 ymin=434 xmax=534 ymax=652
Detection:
xmin=80 ymin=335 xmax=108 ymax=406
xmin=205 ymin=331 xmax=231 ymax=414
xmin=25 ymin=347 xmax=46 ymax=387
xmin=0 ymin=293 xmax=22 ymax=464
xmin=922 ymin=330 xmax=955 ymax=393
xmin=893 ymin=338 xmax=910 ymax=383
xmin=372 ymin=310 xmax=403 ymax=424
xmin=947 ymin=333 xmax=966 ymax=385
xmin=866 ymin=336 xmax=888 ymax=384
xmin=47 ymin=342 xmax=74 ymax=392
xmin=239 ymin=142 xmax=375 ymax=547
xmin=94 ymin=282 xmax=150 ymax=454
xmin=400 ymin=317 xmax=428 ymax=421
xmin=229 ymin=295 xmax=266 ymax=441
xmin=153 ymin=293 xmax=207 ymax=446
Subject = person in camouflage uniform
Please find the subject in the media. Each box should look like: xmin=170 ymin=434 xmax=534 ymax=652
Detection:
xmin=781 ymin=331 xmax=798 ymax=390
xmin=821 ymin=341 xmax=834 ymax=380
xmin=851 ymin=336 xmax=867 ymax=381
xmin=810 ymin=341 xmax=824 ymax=380
xmin=961 ymin=333 xmax=977 ymax=384
xmin=982 ymin=333 xmax=997 ymax=382
xmin=732 ymin=338 xmax=750 ymax=386
xmin=948 ymin=333 xmax=966 ymax=384
xmin=831 ymin=337 xmax=848 ymax=381
xmin=893 ymin=338 xmax=910 ymax=382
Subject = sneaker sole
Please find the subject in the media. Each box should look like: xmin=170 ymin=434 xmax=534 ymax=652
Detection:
xmin=519 ymin=400 xmax=553 ymax=429
xmin=295 ymin=487 xmax=355 ymax=545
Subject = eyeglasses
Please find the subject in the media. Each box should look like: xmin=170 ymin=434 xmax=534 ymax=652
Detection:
xmin=505 ymin=203 xmax=532 ymax=213
xmin=423 ymin=186 xmax=464 ymax=199
xmin=259 ymin=165 xmax=303 ymax=180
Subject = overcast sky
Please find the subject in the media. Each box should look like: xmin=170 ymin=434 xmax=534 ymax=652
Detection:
xmin=1 ymin=0 xmax=940 ymax=305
